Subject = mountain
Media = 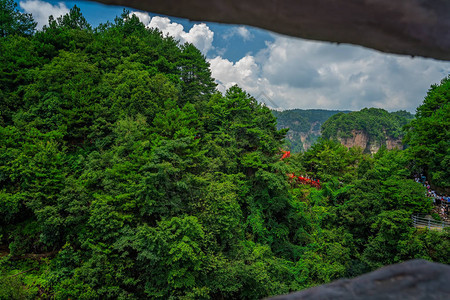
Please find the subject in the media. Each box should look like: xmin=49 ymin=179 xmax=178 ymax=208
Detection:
xmin=272 ymin=109 xmax=350 ymax=152
xmin=321 ymin=108 xmax=414 ymax=153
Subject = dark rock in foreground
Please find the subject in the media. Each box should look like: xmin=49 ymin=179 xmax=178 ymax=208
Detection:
xmin=268 ymin=260 xmax=450 ymax=300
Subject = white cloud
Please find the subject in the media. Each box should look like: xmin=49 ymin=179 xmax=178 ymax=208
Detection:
xmin=223 ymin=26 xmax=254 ymax=41
xmin=20 ymin=0 xmax=69 ymax=30
xmin=148 ymin=16 xmax=214 ymax=54
xmin=129 ymin=12 xmax=214 ymax=55
xmin=209 ymin=55 xmax=260 ymax=92
xmin=209 ymin=34 xmax=450 ymax=112
xmin=236 ymin=27 xmax=253 ymax=41
xmin=181 ymin=23 xmax=214 ymax=55
xmin=129 ymin=11 xmax=151 ymax=26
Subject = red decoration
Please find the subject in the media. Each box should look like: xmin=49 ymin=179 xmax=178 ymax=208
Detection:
xmin=287 ymin=173 xmax=321 ymax=189
xmin=280 ymin=150 xmax=291 ymax=160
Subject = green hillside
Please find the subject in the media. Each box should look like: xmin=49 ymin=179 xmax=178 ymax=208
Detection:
xmin=321 ymin=108 xmax=414 ymax=141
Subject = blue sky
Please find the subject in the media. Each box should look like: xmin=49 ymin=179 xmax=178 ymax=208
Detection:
xmin=15 ymin=0 xmax=450 ymax=112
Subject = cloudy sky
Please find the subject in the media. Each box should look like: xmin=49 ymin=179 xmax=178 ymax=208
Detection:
xmin=16 ymin=0 xmax=450 ymax=112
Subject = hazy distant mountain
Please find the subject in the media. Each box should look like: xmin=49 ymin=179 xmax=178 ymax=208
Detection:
xmin=272 ymin=109 xmax=350 ymax=152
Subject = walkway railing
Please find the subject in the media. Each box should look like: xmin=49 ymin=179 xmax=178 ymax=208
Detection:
xmin=412 ymin=214 xmax=450 ymax=230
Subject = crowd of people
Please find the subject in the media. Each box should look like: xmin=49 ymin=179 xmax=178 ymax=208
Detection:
xmin=415 ymin=175 xmax=450 ymax=221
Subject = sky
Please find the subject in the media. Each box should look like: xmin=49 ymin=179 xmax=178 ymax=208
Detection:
xmin=15 ymin=0 xmax=450 ymax=112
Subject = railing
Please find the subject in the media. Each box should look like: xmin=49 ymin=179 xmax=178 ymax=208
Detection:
xmin=412 ymin=214 xmax=450 ymax=230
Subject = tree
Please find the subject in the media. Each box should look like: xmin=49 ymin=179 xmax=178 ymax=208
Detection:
xmin=404 ymin=76 xmax=450 ymax=190
xmin=302 ymin=138 xmax=364 ymax=182
xmin=0 ymin=35 xmax=42 ymax=125
xmin=17 ymin=50 xmax=101 ymax=146
xmin=46 ymin=5 xmax=90 ymax=31
xmin=178 ymin=43 xmax=216 ymax=106
xmin=0 ymin=0 xmax=36 ymax=37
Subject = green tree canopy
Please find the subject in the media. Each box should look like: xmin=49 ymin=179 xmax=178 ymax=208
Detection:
xmin=0 ymin=0 xmax=36 ymax=37
xmin=404 ymin=76 xmax=450 ymax=190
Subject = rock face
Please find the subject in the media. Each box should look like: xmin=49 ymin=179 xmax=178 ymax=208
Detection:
xmin=267 ymin=259 xmax=450 ymax=300
xmin=284 ymin=121 xmax=321 ymax=152
xmin=338 ymin=130 xmax=403 ymax=154
xmin=273 ymin=109 xmax=346 ymax=152
xmin=94 ymin=0 xmax=450 ymax=61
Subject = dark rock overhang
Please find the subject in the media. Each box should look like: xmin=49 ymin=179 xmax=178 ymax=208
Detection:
xmin=93 ymin=0 xmax=450 ymax=61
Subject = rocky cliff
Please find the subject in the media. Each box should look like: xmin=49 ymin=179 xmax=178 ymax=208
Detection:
xmin=321 ymin=108 xmax=413 ymax=154
xmin=284 ymin=121 xmax=321 ymax=151
xmin=274 ymin=108 xmax=412 ymax=154
xmin=273 ymin=109 xmax=348 ymax=152
xmin=338 ymin=130 xmax=403 ymax=154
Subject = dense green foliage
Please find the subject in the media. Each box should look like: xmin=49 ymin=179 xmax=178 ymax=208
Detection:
xmin=321 ymin=108 xmax=414 ymax=141
xmin=272 ymin=109 xmax=347 ymax=152
xmin=404 ymin=77 xmax=450 ymax=190
xmin=0 ymin=0 xmax=36 ymax=37
xmin=0 ymin=6 xmax=448 ymax=299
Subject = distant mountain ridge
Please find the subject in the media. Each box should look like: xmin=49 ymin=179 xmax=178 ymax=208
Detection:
xmin=272 ymin=109 xmax=350 ymax=152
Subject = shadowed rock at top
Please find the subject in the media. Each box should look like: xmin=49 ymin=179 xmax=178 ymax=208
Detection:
xmin=267 ymin=259 xmax=450 ymax=300
xmin=93 ymin=0 xmax=450 ymax=61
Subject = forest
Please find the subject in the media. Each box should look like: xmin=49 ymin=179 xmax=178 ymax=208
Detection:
xmin=0 ymin=2 xmax=449 ymax=299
